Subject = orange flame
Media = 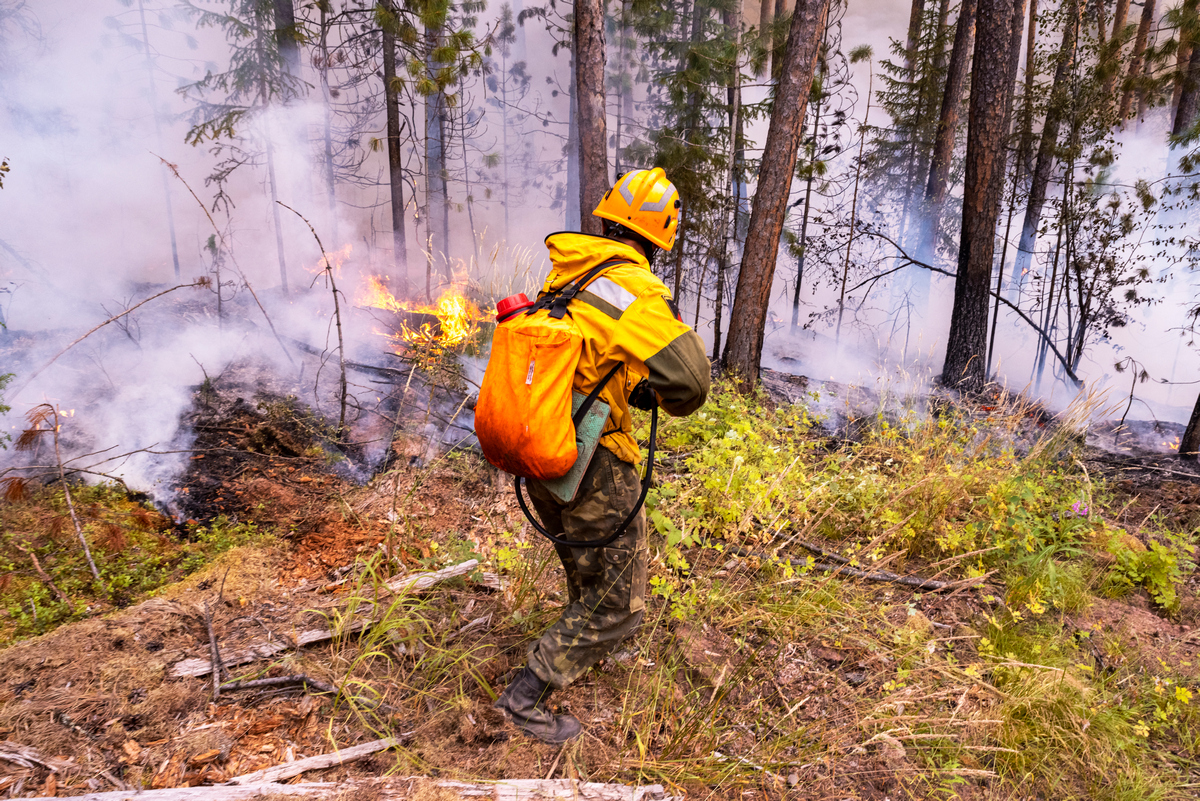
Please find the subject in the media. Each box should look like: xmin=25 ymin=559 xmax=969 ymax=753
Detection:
xmin=309 ymin=243 xmax=354 ymax=275
xmin=358 ymin=276 xmax=482 ymax=351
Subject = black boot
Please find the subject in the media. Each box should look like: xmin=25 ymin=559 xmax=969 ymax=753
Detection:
xmin=493 ymin=667 xmax=582 ymax=744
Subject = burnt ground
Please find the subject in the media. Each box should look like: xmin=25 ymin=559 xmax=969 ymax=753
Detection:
xmin=1 ymin=367 xmax=1200 ymax=798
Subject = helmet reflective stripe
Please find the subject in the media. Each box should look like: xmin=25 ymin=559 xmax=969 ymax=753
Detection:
xmin=617 ymin=173 xmax=637 ymax=205
xmin=639 ymin=191 xmax=675 ymax=213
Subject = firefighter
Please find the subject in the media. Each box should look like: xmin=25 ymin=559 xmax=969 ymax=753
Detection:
xmin=493 ymin=168 xmax=710 ymax=743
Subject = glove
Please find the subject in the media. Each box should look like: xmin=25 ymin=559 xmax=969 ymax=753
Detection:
xmin=628 ymin=380 xmax=658 ymax=411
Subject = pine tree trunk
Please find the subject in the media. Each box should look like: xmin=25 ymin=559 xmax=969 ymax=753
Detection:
xmin=1174 ymin=42 xmax=1194 ymax=112
xmin=575 ymin=0 xmax=608 ymax=235
xmin=1012 ymin=0 xmax=1080 ymax=296
xmin=319 ymin=4 xmax=338 ymax=246
xmin=919 ymin=0 xmax=977 ymax=263
xmin=714 ymin=2 xmax=743 ymax=360
xmin=1118 ymin=0 xmax=1155 ymax=121
xmin=272 ymin=0 xmax=300 ymax=76
xmin=425 ymin=23 xmax=450 ymax=286
xmin=1174 ymin=3 xmax=1200 ymax=137
xmin=1181 ymin=390 xmax=1200 ymax=460
xmin=137 ymin=0 xmax=181 ymax=279
xmin=1016 ymin=0 xmax=1039 ymax=186
xmin=381 ymin=11 xmax=409 ymax=295
xmin=722 ymin=0 xmax=830 ymax=386
xmin=905 ymin=0 xmax=928 ymax=75
xmin=566 ymin=62 xmax=581 ymax=230
xmin=771 ymin=0 xmax=787 ymax=77
xmin=941 ymin=0 xmax=1022 ymax=391
xmin=1102 ymin=0 xmax=1132 ymax=101
xmin=758 ymin=0 xmax=774 ymax=75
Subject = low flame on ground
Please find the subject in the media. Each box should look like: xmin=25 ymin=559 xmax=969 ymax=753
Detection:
xmin=308 ymin=243 xmax=354 ymax=275
xmin=358 ymin=276 xmax=483 ymax=351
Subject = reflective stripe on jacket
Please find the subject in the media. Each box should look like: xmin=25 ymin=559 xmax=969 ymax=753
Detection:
xmin=542 ymin=232 xmax=710 ymax=464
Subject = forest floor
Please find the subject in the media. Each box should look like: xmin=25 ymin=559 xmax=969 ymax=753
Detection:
xmin=2 ymin=359 xmax=1200 ymax=800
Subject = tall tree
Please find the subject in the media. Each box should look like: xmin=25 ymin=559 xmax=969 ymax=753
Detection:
xmin=1174 ymin=0 xmax=1200 ymax=137
xmin=135 ymin=0 xmax=182 ymax=279
xmin=575 ymin=0 xmax=608 ymax=234
xmin=425 ymin=12 xmax=450 ymax=286
xmin=712 ymin=0 xmax=744 ymax=360
xmin=917 ymin=0 xmax=977 ymax=264
xmin=1118 ymin=0 xmax=1155 ymax=121
xmin=1012 ymin=0 xmax=1082 ymax=297
xmin=273 ymin=0 xmax=301 ymax=75
xmin=1101 ymin=0 xmax=1131 ymax=100
xmin=904 ymin=0 xmax=927 ymax=75
xmin=722 ymin=0 xmax=830 ymax=385
xmin=941 ymin=0 xmax=1022 ymax=390
xmin=379 ymin=1 xmax=410 ymax=295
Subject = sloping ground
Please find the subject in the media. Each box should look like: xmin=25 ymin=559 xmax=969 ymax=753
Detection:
xmin=2 ymin=374 xmax=1200 ymax=800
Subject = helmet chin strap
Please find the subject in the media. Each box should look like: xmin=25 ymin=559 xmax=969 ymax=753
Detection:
xmin=602 ymin=221 xmax=659 ymax=267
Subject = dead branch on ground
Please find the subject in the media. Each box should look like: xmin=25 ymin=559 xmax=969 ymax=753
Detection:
xmin=12 ymin=543 xmax=71 ymax=604
xmin=171 ymin=559 xmax=480 ymax=678
xmin=219 ymin=674 xmax=403 ymax=715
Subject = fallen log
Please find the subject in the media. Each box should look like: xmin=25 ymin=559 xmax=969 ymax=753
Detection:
xmin=226 ymin=736 xmax=407 ymax=785
xmin=170 ymin=560 xmax=479 ymax=679
xmin=47 ymin=777 xmax=675 ymax=801
xmin=0 ymin=741 xmax=70 ymax=773
xmin=219 ymin=675 xmax=403 ymax=716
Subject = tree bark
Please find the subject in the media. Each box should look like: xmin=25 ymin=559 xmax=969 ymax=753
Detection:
xmin=1175 ymin=43 xmax=1200 ymax=137
xmin=1016 ymin=0 xmax=1039 ymax=185
xmin=941 ymin=0 xmax=1022 ymax=391
xmin=272 ymin=0 xmax=301 ymax=76
xmin=318 ymin=3 xmax=339 ymax=246
xmin=566 ymin=60 xmax=581 ymax=230
xmin=918 ymin=0 xmax=977 ymax=263
xmin=425 ymin=22 xmax=450 ymax=288
xmin=1102 ymin=0 xmax=1132 ymax=109
xmin=1182 ymin=389 xmax=1200 ymax=460
xmin=575 ymin=0 xmax=608 ymax=235
xmin=1174 ymin=1 xmax=1200 ymax=137
xmin=721 ymin=0 xmax=829 ymax=386
xmin=758 ymin=0 xmax=774 ymax=75
xmin=381 ymin=7 xmax=409 ymax=295
xmin=905 ymin=0 xmax=928 ymax=75
xmin=1118 ymin=0 xmax=1155 ymax=121
xmin=1011 ymin=0 xmax=1080 ymax=297
xmin=714 ymin=3 xmax=744 ymax=361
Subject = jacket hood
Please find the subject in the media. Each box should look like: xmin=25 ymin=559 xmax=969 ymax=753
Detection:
xmin=543 ymin=232 xmax=649 ymax=288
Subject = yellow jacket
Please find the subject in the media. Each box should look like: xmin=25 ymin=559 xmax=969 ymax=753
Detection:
xmin=541 ymin=232 xmax=710 ymax=464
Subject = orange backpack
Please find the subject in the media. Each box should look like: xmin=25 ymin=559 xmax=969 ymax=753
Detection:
xmin=475 ymin=261 xmax=626 ymax=481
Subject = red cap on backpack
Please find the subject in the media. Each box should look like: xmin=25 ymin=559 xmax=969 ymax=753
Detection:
xmin=496 ymin=294 xmax=534 ymax=322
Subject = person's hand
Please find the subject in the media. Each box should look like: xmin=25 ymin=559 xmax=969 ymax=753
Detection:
xmin=628 ymin=380 xmax=658 ymax=411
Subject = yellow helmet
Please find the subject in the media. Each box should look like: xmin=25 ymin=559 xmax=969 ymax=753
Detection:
xmin=593 ymin=167 xmax=681 ymax=251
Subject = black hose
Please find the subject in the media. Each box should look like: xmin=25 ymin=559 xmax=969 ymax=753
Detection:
xmin=515 ymin=407 xmax=657 ymax=549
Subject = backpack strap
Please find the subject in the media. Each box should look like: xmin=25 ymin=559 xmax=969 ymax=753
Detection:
xmin=572 ymin=361 xmax=624 ymax=428
xmin=539 ymin=258 xmax=634 ymax=320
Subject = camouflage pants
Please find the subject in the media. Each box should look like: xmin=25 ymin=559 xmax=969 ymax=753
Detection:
xmin=525 ymin=447 xmax=648 ymax=689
